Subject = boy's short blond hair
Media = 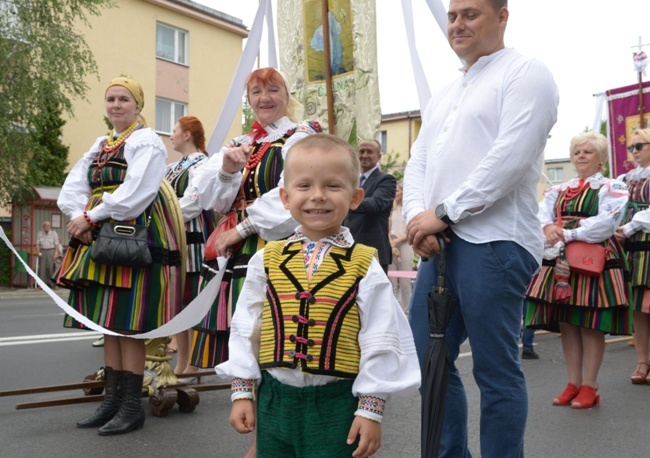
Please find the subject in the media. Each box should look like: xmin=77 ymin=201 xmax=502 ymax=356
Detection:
xmin=285 ymin=134 xmax=360 ymax=188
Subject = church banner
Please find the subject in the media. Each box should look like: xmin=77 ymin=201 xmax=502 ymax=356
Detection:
xmin=607 ymin=81 xmax=650 ymax=178
xmin=277 ymin=0 xmax=381 ymax=144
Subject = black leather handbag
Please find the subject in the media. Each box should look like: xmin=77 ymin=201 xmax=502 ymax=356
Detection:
xmin=90 ymin=219 xmax=152 ymax=268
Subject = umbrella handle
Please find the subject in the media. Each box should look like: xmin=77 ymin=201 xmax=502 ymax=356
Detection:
xmin=436 ymin=234 xmax=447 ymax=293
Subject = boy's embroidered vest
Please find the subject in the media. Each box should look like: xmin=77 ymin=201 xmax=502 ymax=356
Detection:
xmin=259 ymin=240 xmax=376 ymax=379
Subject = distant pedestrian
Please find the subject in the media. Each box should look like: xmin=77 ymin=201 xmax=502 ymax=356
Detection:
xmin=389 ymin=181 xmax=415 ymax=314
xmin=36 ymin=221 xmax=60 ymax=288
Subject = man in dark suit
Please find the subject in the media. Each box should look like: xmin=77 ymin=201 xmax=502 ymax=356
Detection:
xmin=344 ymin=140 xmax=396 ymax=273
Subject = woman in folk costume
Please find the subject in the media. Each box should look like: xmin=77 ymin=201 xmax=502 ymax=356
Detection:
xmin=57 ymin=77 xmax=183 ymax=435
xmin=190 ymin=67 xmax=321 ymax=370
xmin=614 ymin=128 xmax=650 ymax=384
xmin=524 ymin=132 xmax=631 ymax=409
xmin=165 ymin=116 xmax=216 ymax=375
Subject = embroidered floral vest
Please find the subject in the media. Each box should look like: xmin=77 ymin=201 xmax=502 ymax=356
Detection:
xmin=259 ymin=240 xmax=376 ymax=379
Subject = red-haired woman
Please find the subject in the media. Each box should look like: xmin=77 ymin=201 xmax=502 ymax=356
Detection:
xmin=190 ymin=68 xmax=321 ymax=374
xmin=165 ymin=116 xmax=216 ymax=376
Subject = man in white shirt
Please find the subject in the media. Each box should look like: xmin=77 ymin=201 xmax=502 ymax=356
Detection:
xmin=403 ymin=0 xmax=558 ymax=456
xmin=37 ymin=221 xmax=61 ymax=288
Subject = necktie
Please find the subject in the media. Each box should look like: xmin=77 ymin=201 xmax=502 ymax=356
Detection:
xmin=360 ymin=175 xmax=366 ymax=187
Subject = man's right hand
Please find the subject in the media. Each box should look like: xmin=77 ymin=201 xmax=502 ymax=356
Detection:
xmin=407 ymin=210 xmax=451 ymax=257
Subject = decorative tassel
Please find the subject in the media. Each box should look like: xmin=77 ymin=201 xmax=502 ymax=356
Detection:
xmin=554 ymin=247 xmax=572 ymax=303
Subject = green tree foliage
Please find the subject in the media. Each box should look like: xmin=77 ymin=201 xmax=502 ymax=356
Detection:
xmin=0 ymin=0 xmax=112 ymax=206
xmin=381 ymin=151 xmax=406 ymax=182
xmin=242 ymin=98 xmax=255 ymax=134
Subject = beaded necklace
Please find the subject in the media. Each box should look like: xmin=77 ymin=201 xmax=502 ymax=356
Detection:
xmin=558 ymin=178 xmax=589 ymax=219
xmin=104 ymin=121 xmax=141 ymax=152
xmin=245 ymin=142 xmax=272 ymax=170
xmin=92 ymin=121 xmax=143 ymax=181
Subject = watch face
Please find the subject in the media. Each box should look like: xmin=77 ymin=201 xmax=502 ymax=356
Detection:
xmin=435 ymin=204 xmax=445 ymax=219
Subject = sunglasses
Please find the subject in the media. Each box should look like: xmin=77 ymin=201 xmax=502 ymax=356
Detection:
xmin=627 ymin=142 xmax=650 ymax=153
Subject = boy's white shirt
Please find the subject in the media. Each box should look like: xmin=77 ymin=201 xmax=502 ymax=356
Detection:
xmin=215 ymin=226 xmax=421 ymax=403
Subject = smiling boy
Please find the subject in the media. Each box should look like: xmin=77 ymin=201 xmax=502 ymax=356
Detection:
xmin=216 ymin=134 xmax=420 ymax=457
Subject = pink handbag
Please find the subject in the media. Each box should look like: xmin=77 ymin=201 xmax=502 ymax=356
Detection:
xmin=203 ymin=212 xmax=240 ymax=261
xmin=564 ymin=241 xmax=606 ymax=277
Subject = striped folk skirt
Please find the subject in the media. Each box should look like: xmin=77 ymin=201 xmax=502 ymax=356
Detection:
xmin=190 ymin=234 xmax=265 ymax=368
xmin=57 ymin=186 xmax=183 ymax=332
xmin=525 ymin=238 xmax=632 ymax=335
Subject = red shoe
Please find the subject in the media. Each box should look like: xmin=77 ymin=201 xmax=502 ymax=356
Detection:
xmin=552 ymin=383 xmax=580 ymax=406
xmin=571 ymin=385 xmax=600 ymax=409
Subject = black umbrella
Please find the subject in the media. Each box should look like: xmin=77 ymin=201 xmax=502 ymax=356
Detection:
xmin=421 ymin=236 xmax=457 ymax=458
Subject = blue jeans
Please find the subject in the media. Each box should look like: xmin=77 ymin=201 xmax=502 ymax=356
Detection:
xmin=408 ymin=233 xmax=537 ymax=458
xmin=521 ymin=301 xmax=535 ymax=351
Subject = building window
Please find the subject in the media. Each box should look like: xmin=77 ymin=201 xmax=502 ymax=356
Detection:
xmin=547 ymin=167 xmax=563 ymax=182
xmin=376 ymin=130 xmax=387 ymax=153
xmin=155 ymin=98 xmax=187 ymax=134
xmin=156 ymin=23 xmax=188 ymax=65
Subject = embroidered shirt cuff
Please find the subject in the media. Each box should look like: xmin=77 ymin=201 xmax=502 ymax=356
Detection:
xmin=236 ymin=218 xmax=257 ymax=239
xmin=355 ymin=395 xmax=385 ymax=423
xmin=563 ymin=229 xmax=578 ymax=242
xmin=622 ymin=222 xmax=638 ymax=238
xmin=218 ymin=168 xmax=239 ymax=183
xmin=230 ymin=378 xmax=255 ymax=403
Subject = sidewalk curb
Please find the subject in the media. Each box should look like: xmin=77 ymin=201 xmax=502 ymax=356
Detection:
xmin=0 ymin=287 xmax=69 ymax=300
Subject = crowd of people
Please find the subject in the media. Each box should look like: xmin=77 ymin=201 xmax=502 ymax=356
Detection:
xmin=44 ymin=0 xmax=650 ymax=456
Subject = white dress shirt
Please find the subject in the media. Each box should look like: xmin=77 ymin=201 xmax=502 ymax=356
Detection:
xmin=403 ymin=48 xmax=559 ymax=263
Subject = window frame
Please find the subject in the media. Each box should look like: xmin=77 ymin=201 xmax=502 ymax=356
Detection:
xmin=155 ymin=98 xmax=188 ymax=135
xmin=376 ymin=130 xmax=387 ymax=153
xmin=156 ymin=22 xmax=189 ymax=66
xmin=547 ymin=167 xmax=563 ymax=183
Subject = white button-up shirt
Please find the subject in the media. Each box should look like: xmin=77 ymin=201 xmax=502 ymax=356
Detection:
xmin=403 ymin=48 xmax=559 ymax=263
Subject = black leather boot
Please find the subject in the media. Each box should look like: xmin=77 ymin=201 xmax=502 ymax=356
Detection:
xmin=76 ymin=367 xmax=124 ymax=428
xmin=97 ymin=372 xmax=145 ymax=436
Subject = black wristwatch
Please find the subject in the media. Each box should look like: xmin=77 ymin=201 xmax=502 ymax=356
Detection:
xmin=435 ymin=203 xmax=454 ymax=226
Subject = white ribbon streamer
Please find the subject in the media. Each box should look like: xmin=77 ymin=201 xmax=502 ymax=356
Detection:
xmin=424 ymin=0 xmax=448 ymax=37
xmin=400 ymin=0 xmax=432 ymax=114
xmin=0 ymin=226 xmax=226 ymax=339
xmin=265 ymin=0 xmax=278 ymax=69
xmin=206 ymin=0 xmax=277 ymax=155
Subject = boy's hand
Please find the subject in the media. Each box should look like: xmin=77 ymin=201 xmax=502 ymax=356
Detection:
xmin=230 ymin=399 xmax=255 ymax=434
xmin=347 ymin=416 xmax=381 ymax=457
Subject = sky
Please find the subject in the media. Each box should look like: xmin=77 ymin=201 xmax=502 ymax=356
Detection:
xmin=197 ymin=0 xmax=650 ymax=159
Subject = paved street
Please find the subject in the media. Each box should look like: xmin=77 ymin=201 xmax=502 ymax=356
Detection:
xmin=0 ymin=288 xmax=648 ymax=457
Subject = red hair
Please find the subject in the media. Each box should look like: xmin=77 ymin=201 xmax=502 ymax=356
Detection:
xmin=245 ymin=67 xmax=289 ymax=98
xmin=177 ymin=116 xmax=207 ymax=154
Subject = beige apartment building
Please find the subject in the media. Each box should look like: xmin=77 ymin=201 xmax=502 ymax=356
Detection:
xmin=64 ymin=0 xmax=248 ymax=166
xmin=378 ymin=110 xmax=422 ymax=164
xmin=538 ymin=157 xmax=573 ymax=199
